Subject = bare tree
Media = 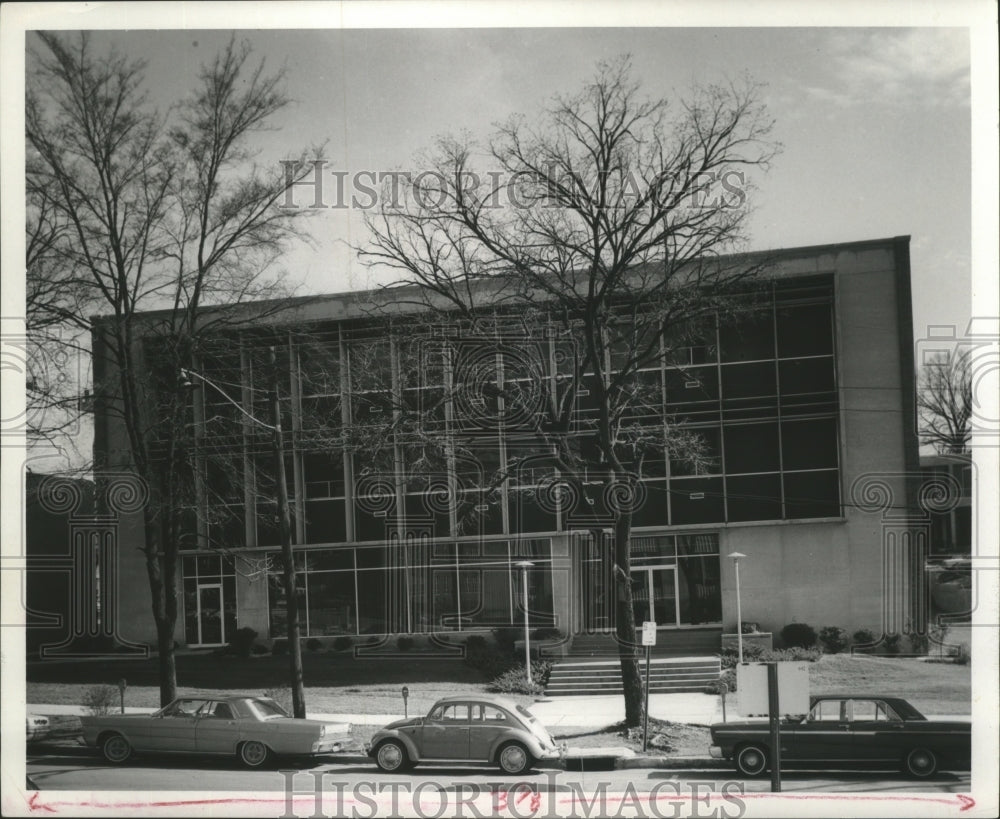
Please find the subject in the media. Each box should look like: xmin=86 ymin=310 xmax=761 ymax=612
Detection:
xmin=918 ymin=350 xmax=972 ymax=454
xmin=26 ymin=31 xmax=318 ymax=706
xmin=360 ymin=56 xmax=779 ymax=725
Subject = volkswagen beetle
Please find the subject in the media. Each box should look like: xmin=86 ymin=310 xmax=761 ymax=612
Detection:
xmin=366 ymin=695 xmax=564 ymax=775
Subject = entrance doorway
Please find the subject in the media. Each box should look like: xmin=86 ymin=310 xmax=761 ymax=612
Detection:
xmin=196 ymin=584 xmax=225 ymax=645
xmin=631 ymin=566 xmax=679 ymax=628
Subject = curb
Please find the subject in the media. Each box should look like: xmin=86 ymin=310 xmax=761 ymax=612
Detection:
xmin=617 ymin=756 xmax=729 ymax=770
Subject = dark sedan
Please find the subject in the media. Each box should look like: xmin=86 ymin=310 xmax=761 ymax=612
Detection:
xmin=710 ymin=694 xmax=970 ymax=778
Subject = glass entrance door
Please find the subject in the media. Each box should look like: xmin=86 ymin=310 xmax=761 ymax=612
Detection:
xmin=631 ymin=566 xmax=679 ymax=628
xmin=197 ymin=584 xmax=224 ymax=645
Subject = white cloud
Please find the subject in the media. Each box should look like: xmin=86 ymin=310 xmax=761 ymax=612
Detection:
xmin=813 ymin=29 xmax=970 ymax=108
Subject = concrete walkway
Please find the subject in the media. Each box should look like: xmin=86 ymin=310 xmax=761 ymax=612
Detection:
xmin=29 ymin=691 xmax=725 ymax=728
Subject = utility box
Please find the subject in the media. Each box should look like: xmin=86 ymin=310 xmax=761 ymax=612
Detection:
xmin=736 ymin=662 xmax=810 ymax=717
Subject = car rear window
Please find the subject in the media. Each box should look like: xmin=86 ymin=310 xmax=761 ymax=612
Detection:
xmin=249 ymin=698 xmax=290 ymax=719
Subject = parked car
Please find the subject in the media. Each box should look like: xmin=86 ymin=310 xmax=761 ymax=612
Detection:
xmin=710 ymin=694 xmax=970 ymax=778
xmin=26 ymin=714 xmax=51 ymax=742
xmin=366 ymin=695 xmax=564 ymax=774
xmin=80 ymin=695 xmax=351 ymax=768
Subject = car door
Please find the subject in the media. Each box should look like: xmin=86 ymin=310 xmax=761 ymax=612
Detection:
xmin=848 ymin=699 xmax=906 ymax=763
xmin=196 ymin=701 xmax=243 ymax=754
xmin=147 ymin=699 xmax=206 ymax=752
xmin=420 ymin=703 xmax=470 ymax=759
xmin=783 ymin=698 xmax=854 ymax=762
xmin=469 ymin=704 xmax=513 ymax=761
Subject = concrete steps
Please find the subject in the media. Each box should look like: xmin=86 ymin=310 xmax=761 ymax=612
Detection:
xmin=544 ymin=655 xmax=721 ymax=696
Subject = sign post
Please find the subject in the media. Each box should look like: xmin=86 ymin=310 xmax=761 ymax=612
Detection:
xmin=641 ymin=622 xmax=656 ymax=752
xmin=118 ymin=678 xmax=127 ymax=714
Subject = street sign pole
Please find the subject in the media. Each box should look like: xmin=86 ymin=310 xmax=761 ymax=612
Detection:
xmin=641 ymin=622 xmax=656 ymax=752
xmin=767 ymin=662 xmax=782 ymax=792
xmin=643 ymin=644 xmax=651 ymax=752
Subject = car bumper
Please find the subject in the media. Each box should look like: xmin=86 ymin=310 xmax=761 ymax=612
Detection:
xmin=709 ymin=746 xmax=725 ymax=759
xmin=312 ymin=738 xmax=349 ymax=754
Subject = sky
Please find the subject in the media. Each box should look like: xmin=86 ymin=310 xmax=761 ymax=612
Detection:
xmin=5 ymin=1 xmax=997 ymax=473
xmin=27 ymin=23 xmax=976 ymax=340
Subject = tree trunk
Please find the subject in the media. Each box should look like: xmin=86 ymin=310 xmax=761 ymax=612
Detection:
xmin=613 ymin=515 xmax=643 ymax=727
xmin=142 ymin=509 xmax=178 ymax=706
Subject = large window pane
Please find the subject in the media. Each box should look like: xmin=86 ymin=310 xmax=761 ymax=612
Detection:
xmin=776 ymin=303 xmax=833 ymax=358
xmin=783 ymin=470 xmax=841 ymax=519
xmin=778 ymin=358 xmax=835 ymax=398
xmin=726 ymin=473 xmax=782 ymax=521
xmin=724 ymin=422 xmax=780 ymax=474
xmin=781 ymin=418 xmax=839 ymax=470
xmin=268 ymin=571 xmax=306 ymax=636
xmin=307 ymin=572 xmax=355 ymax=634
xmin=677 ymin=554 xmax=722 ymax=624
xmin=721 ymin=362 xmax=777 ymax=402
xmin=305 ymin=498 xmax=347 ymax=544
xmin=631 ymin=480 xmax=668 ymax=527
xmin=719 ymin=311 xmax=775 ymax=362
xmin=356 ymin=569 xmax=391 ymax=634
xmin=669 ymin=477 xmax=725 ymax=524
xmin=670 ymin=426 xmax=722 ymax=477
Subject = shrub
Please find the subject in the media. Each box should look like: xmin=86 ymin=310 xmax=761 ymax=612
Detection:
xmin=767 ymin=647 xmax=821 ymax=662
xmin=306 ymin=638 xmax=322 ymax=653
xmin=367 ymin=635 xmax=381 ymax=645
xmin=740 ymin=621 xmax=761 ymax=634
xmin=333 ymin=635 xmax=353 ymax=652
xmin=907 ymin=632 xmax=929 ymax=655
xmin=263 ymin=687 xmax=293 ymax=714
xmin=83 ymin=684 xmax=118 ymax=716
xmin=491 ymin=626 xmax=520 ymax=654
xmin=720 ymin=642 xmax=766 ymax=668
xmin=883 ymin=634 xmax=902 ymax=654
xmin=464 ymin=634 xmax=515 ymax=678
xmin=532 ymin=627 xmax=564 ymax=641
xmin=251 ymin=643 xmax=269 ymax=655
xmin=271 ymin=638 xmax=288 ymax=656
xmin=229 ymin=626 xmax=258 ymax=658
xmin=780 ymin=622 xmax=818 ymax=649
xmin=721 ymin=645 xmax=820 ymax=668
xmin=710 ymin=667 xmax=737 ymax=694
xmin=486 ymin=661 xmax=551 ymax=696
xmin=397 ymin=636 xmax=415 ymax=651
xmin=852 ymin=628 xmax=878 ymax=648
xmin=818 ymin=626 xmax=850 ymax=654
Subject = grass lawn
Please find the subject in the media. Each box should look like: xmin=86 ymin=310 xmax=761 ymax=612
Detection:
xmin=807 ymin=654 xmax=971 ymax=715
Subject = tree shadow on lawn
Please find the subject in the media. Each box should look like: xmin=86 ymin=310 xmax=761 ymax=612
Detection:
xmin=27 ymin=652 xmax=491 ymax=688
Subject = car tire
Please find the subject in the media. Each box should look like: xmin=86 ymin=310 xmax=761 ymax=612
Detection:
xmin=101 ymin=733 xmax=133 ymax=764
xmin=497 ymin=742 xmax=534 ymax=775
xmin=238 ymin=740 xmax=272 ymax=769
xmin=904 ymin=747 xmax=938 ymax=778
xmin=734 ymin=744 xmax=769 ymax=777
xmin=375 ymin=739 xmax=411 ymax=773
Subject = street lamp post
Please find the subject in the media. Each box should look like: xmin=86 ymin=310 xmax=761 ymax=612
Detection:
xmin=729 ymin=552 xmax=747 ymax=664
xmin=181 ymin=350 xmax=306 ymax=718
xmin=515 ymin=561 xmax=535 ymax=683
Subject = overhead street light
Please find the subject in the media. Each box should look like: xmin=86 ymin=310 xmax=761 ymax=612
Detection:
xmin=729 ymin=552 xmax=747 ymax=664
xmin=514 ymin=561 xmax=536 ymax=683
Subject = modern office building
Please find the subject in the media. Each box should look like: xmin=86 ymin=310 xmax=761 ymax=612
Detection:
xmin=92 ymin=236 xmax=923 ymax=653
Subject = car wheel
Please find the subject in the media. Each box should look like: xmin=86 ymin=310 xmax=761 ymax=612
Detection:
xmin=239 ymin=740 xmax=272 ymax=769
xmin=734 ymin=744 xmax=768 ymax=777
xmin=102 ymin=734 xmax=133 ymax=764
xmin=904 ymin=747 xmax=938 ymax=778
xmin=497 ymin=742 xmax=534 ymax=775
xmin=375 ymin=739 xmax=410 ymax=772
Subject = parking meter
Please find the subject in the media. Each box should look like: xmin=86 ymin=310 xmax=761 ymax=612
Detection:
xmin=118 ymin=678 xmax=128 ymax=714
xmin=401 ymin=685 xmax=409 ymax=718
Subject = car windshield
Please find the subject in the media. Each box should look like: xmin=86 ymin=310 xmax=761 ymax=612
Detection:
xmin=249 ymin=698 xmax=290 ymax=719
